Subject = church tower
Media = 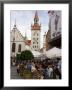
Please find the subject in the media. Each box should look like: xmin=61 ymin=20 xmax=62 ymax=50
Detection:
xmin=31 ymin=11 xmax=41 ymax=51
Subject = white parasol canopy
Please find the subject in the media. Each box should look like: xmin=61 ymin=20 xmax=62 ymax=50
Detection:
xmin=31 ymin=50 xmax=41 ymax=57
xmin=38 ymin=53 xmax=48 ymax=60
xmin=45 ymin=47 xmax=61 ymax=58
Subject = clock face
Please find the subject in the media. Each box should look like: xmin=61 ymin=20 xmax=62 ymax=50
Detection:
xmin=34 ymin=19 xmax=37 ymax=23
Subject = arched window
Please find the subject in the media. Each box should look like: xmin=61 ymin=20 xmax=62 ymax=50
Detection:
xmin=12 ymin=43 xmax=16 ymax=52
xmin=18 ymin=44 xmax=21 ymax=52
xmin=33 ymin=42 xmax=35 ymax=44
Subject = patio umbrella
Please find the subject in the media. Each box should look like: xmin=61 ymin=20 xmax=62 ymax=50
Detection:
xmin=31 ymin=50 xmax=41 ymax=57
xmin=45 ymin=47 xmax=61 ymax=58
xmin=38 ymin=53 xmax=48 ymax=60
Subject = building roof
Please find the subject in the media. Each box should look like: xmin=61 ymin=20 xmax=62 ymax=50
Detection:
xmin=11 ymin=23 xmax=25 ymax=41
xmin=31 ymin=23 xmax=41 ymax=30
xmin=25 ymin=40 xmax=31 ymax=46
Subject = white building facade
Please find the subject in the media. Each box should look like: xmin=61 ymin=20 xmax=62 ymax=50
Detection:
xmin=43 ymin=32 xmax=47 ymax=53
xmin=48 ymin=10 xmax=61 ymax=39
xmin=10 ymin=24 xmax=26 ymax=58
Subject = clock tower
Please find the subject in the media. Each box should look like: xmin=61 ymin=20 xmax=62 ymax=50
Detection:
xmin=31 ymin=11 xmax=41 ymax=51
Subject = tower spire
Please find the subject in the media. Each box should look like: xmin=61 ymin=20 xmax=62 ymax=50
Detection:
xmin=14 ymin=19 xmax=16 ymax=27
xmin=25 ymin=32 xmax=27 ymax=40
xmin=31 ymin=11 xmax=41 ymax=30
xmin=34 ymin=11 xmax=39 ymax=23
xmin=35 ymin=11 xmax=38 ymax=19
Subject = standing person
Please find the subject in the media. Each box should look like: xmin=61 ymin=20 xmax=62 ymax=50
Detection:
xmin=27 ymin=61 xmax=32 ymax=71
xmin=17 ymin=64 xmax=20 ymax=75
xmin=54 ymin=65 xmax=61 ymax=79
xmin=53 ymin=65 xmax=56 ymax=79
xmin=48 ymin=65 xmax=53 ymax=79
xmin=57 ymin=60 xmax=61 ymax=73
xmin=43 ymin=66 xmax=49 ymax=79
xmin=31 ymin=62 xmax=36 ymax=72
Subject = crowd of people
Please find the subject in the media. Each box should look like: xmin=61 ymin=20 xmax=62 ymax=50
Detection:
xmin=16 ymin=58 xmax=61 ymax=79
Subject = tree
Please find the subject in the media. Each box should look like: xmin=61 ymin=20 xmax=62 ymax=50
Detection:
xmin=20 ymin=50 xmax=34 ymax=60
xmin=16 ymin=54 xmax=21 ymax=62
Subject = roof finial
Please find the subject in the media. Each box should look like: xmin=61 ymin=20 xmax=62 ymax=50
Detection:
xmin=25 ymin=32 xmax=27 ymax=40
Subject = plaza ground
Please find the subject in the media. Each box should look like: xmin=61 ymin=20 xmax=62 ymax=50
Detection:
xmin=11 ymin=66 xmax=22 ymax=79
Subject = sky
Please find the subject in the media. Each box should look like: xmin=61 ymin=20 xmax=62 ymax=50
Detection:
xmin=10 ymin=10 xmax=49 ymax=48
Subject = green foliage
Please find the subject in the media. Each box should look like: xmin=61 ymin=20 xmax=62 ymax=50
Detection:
xmin=20 ymin=50 xmax=34 ymax=60
xmin=16 ymin=54 xmax=21 ymax=61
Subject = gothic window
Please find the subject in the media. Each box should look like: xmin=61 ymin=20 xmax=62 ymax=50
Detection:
xmin=18 ymin=44 xmax=21 ymax=52
xmin=12 ymin=43 xmax=16 ymax=52
xmin=55 ymin=15 xmax=59 ymax=31
xmin=37 ymin=42 xmax=38 ymax=44
xmin=33 ymin=46 xmax=34 ymax=48
xmin=33 ymin=42 xmax=35 ymax=44
xmin=37 ymin=38 xmax=38 ymax=40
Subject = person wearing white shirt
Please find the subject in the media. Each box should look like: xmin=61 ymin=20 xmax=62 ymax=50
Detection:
xmin=48 ymin=66 xmax=53 ymax=79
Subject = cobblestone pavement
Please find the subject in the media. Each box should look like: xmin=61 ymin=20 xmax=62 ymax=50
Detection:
xmin=11 ymin=66 xmax=22 ymax=79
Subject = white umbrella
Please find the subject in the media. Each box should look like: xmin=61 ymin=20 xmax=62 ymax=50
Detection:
xmin=45 ymin=47 xmax=61 ymax=58
xmin=38 ymin=53 xmax=48 ymax=60
xmin=31 ymin=50 xmax=41 ymax=57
